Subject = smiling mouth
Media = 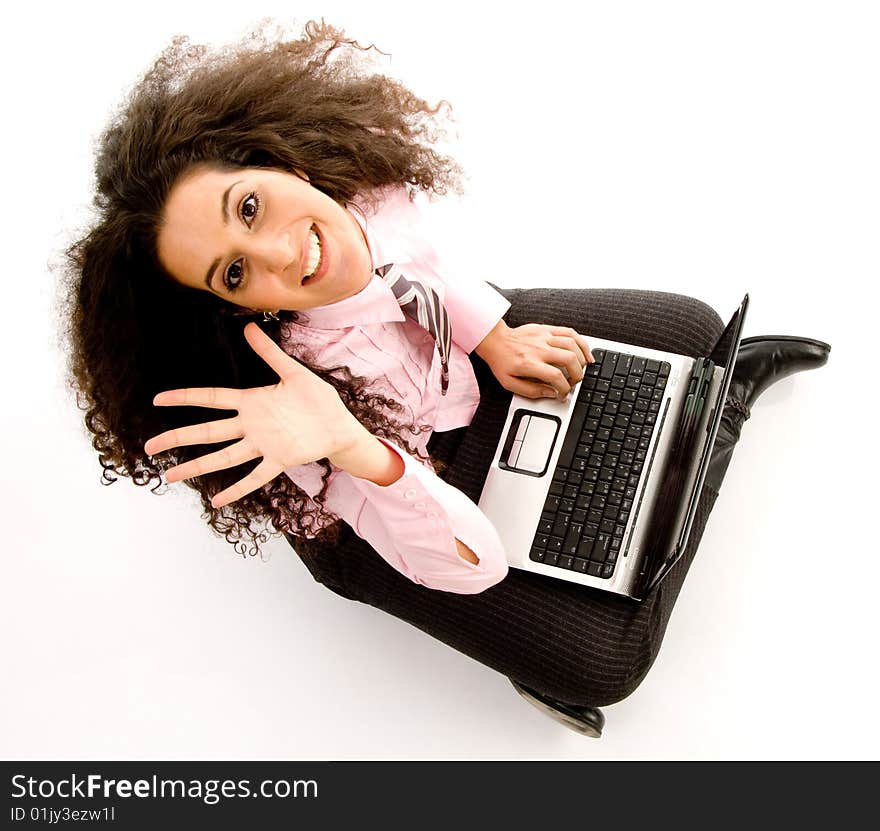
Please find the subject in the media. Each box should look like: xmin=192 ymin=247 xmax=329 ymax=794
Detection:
xmin=301 ymin=224 xmax=323 ymax=285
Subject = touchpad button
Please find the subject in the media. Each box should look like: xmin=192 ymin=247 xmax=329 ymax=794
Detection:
xmin=503 ymin=411 xmax=560 ymax=476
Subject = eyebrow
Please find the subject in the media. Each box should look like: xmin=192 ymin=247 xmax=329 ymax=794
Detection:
xmin=203 ymin=179 xmax=244 ymax=291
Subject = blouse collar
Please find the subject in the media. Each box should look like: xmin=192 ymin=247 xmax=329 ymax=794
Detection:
xmin=292 ymin=198 xmax=408 ymax=330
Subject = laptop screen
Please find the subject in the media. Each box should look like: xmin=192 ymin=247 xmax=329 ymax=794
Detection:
xmin=643 ymin=293 xmax=750 ymax=596
xmin=709 ymin=300 xmax=746 ymax=367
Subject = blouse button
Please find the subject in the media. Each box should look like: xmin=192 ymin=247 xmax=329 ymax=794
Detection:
xmin=404 ymin=488 xmax=418 ymax=500
xmin=414 ymin=502 xmax=426 ymax=511
xmin=426 ymin=511 xmax=439 ymax=520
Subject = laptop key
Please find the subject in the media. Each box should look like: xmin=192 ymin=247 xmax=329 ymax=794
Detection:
xmin=563 ymin=524 xmax=583 ymax=555
xmin=575 ymin=493 xmax=592 ymax=509
xmin=615 ymin=353 xmax=633 ymax=376
xmin=591 ymin=533 xmax=611 ymax=561
xmin=558 ymin=555 xmax=574 ymax=570
xmin=599 ymin=351 xmax=617 ymax=379
xmin=587 ymin=561 xmax=603 ymax=577
xmin=558 ymin=401 xmax=589 ymax=467
xmin=552 ymin=516 xmax=568 ymax=537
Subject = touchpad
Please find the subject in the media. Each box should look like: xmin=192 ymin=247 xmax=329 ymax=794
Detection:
xmin=500 ymin=410 xmax=561 ymax=477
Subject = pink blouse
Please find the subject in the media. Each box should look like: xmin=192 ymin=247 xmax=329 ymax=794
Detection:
xmin=280 ymin=185 xmax=511 ymax=594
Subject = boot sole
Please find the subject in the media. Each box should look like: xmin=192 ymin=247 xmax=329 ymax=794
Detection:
xmin=510 ymin=680 xmax=604 ymax=738
xmin=739 ymin=334 xmax=831 ymax=352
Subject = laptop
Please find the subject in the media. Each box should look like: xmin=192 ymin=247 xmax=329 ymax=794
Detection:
xmin=478 ymin=294 xmax=749 ymax=601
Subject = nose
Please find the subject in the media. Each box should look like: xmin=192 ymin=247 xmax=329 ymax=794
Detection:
xmin=253 ymin=231 xmax=297 ymax=275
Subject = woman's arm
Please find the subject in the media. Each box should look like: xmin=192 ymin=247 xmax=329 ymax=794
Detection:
xmin=330 ymin=432 xmax=480 ymax=566
xmin=287 ymin=434 xmax=508 ymax=594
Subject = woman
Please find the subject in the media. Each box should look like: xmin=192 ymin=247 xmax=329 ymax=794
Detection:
xmin=59 ymin=20 xmax=830 ymax=735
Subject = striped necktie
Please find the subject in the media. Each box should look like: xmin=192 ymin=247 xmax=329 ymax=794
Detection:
xmin=376 ymin=263 xmax=451 ymax=396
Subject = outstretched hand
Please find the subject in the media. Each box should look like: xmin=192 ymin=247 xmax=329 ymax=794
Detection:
xmin=475 ymin=321 xmax=595 ymax=400
xmin=143 ymin=322 xmax=363 ymax=509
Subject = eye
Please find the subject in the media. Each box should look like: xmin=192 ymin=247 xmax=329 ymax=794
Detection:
xmin=240 ymin=191 xmax=262 ymax=227
xmin=223 ymin=260 xmax=244 ymax=293
xmin=223 ymin=191 xmax=263 ymax=293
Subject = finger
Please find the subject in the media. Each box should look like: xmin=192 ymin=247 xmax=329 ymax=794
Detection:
xmin=548 ymin=326 xmax=594 ymax=363
xmin=164 ymin=438 xmax=257 ymax=484
xmin=547 ymin=335 xmax=587 ymax=368
xmin=242 ymin=322 xmax=307 ymax=380
xmin=144 ymin=415 xmax=241 ymax=456
xmin=522 ymin=364 xmax=570 ymax=398
xmin=544 ymin=341 xmax=587 ymax=385
xmin=504 ymin=376 xmax=567 ymax=400
xmin=210 ymin=458 xmax=284 ymax=509
xmin=153 ymin=387 xmax=243 ymax=411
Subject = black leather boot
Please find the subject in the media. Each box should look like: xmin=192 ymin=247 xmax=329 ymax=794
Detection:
xmin=704 ymin=335 xmax=831 ymax=494
xmin=510 ymin=680 xmax=606 ymax=738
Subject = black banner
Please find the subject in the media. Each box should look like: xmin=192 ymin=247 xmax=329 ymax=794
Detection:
xmin=1 ymin=762 xmax=873 ymax=827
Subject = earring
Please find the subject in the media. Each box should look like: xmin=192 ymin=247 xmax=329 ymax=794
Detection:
xmin=263 ymin=310 xmax=280 ymax=321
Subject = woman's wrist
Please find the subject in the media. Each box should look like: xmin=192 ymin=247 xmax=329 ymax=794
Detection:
xmin=328 ymin=427 xmax=406 ymax=486
xmin=474 ymin=318 xmax=510 ymax=362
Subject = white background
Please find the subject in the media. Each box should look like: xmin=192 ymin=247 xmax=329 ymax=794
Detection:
xmin=1 ymin=0 xmax=876 ymax=760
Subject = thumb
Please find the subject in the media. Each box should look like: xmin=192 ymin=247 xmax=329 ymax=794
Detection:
xmin=504 ymin=376 xmax=564 ymax=400
xmin=242 ymin=321 xmax=306 ymax=379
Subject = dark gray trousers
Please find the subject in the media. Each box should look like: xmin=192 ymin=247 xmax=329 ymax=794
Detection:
xmin=287 ymin=285 xmax=727 ymax=707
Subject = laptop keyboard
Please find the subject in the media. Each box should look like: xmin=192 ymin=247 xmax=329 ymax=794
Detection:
xmin=528 ymin=349 xmax=671 ymax=580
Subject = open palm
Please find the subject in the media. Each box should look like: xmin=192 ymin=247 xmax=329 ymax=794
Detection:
xmin=143 ymin=322 xmax=361 ymax=509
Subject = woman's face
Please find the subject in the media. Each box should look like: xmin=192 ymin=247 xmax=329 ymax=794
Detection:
xmin=157 ymin=164 xmax=374 ymax=312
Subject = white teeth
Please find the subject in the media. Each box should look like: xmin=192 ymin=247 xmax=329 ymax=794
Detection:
xmin=304 ymin=228 xmax=322 ymax=280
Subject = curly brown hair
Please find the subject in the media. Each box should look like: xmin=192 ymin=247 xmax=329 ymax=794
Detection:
xmin=54 ymin=18 xmax=466 ymax=559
